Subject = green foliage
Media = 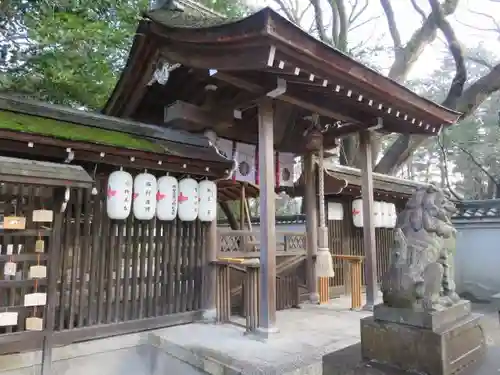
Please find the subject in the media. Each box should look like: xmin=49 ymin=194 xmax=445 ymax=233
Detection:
xmin=0 ymin=110 xmax=162 ymax=151
xmin=0 ymin=0 xmax=250 ymax=110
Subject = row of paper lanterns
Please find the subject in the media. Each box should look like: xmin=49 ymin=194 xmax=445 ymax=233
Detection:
xmin=328 ymin=200 xmax=397 ymax=228
xmin=352 ymin=200 xmax=397 ymax=228
xmin=106 ymin=169 xmax=216 ymax=222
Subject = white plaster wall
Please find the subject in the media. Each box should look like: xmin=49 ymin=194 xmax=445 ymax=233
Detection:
xmin=454 ymin=221 xmax=500 ymax=301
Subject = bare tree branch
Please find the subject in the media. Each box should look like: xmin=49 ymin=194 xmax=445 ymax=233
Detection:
xmin=410 ymin=0 xmax=427 ymax=21
xmin=436 ymin=133 xmax=462 ymax=200
xmin=348 ymin=0 xmax=369 ymax=25
xmin=428 ymin=0 xmax=466 ymax=108
xmin=310 ymin=0 xmax=329 ymax=43
xmin=273 ymin=0 xmax=299 ymax=24
xmin=332 ymin=0 xmax=348 ymax=51
xmin=466 ymin=55 xmax=494 ymax=70
xmin=379 ymin=0 xmax=402 ymax=52
xmin=454 ymin=143 xmax=499 ymax=184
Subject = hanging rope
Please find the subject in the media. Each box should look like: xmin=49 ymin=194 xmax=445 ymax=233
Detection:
xmin=318 ymin=138 xmax=326 ymax=228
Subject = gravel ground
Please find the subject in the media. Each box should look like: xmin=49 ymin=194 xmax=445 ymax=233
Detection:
xmin=322 ymin=303 xmax=500 ymax=375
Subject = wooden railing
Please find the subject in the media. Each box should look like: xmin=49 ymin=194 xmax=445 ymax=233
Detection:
xmin=215 ymin=261 xmax=231 ymax=323
xmin=213 ymin=259 xmax=260 ymax=332
xmin=214 ymin=259 xmax=300 ymax=334
xmin=242 ymin=265 xmax=260 ymax=333
xmin=218 ymin=230 xmax=306 ymax=258
xmin=276 ymin=276 xmax=300 ymax=310
xmin=333 ymin=255 xmax=364 ymax=310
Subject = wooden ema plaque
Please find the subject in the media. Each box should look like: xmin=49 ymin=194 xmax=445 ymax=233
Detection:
xmin=29 ymin=265 xmax=47 ymax=279
xmin=0 ymin=312 xmax=18 ymax=327
xmin=24 ymin=292 xmax=47 ymax=307
xmin=35 ymin=240 xmax=45 ymax=253
xmin=3 ymin=216 xmax=26 ymax=230
xmin=32 ymin=210 xmax=53 ymax=223
xmin=25 ymin=317 xmax=43 ymax=331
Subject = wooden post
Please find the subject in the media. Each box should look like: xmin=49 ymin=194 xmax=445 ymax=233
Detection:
xmin=203 ymin=218 xmax=218 ymax=321
xmin=304 ymin=152 xmax=319 ymax=304
xmin=41 ymin=210 xmax=63 ymax=375
xmin=257 ymin=99 xmax=278 ymax=334
xmin=359 ymin=130 xmax=377 ymax=309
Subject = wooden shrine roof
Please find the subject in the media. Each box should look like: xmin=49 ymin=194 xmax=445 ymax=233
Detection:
xmin=0 ymin=94 xmax=232 ymax=177
xmin=453 ymin=199 xmax=500 ymax=221
xmin=104 ymin=7 xmax=461 ymax=153
xmin=217 ymin=180 xmax=262 ymax=202
xmin=290 ymin=162 xmax=428 ymax=200
xmin=0 ymin=156 xmax=94 ymax=188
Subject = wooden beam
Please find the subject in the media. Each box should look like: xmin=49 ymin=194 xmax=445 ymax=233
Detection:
xmin=304 ymin=152 xmax=319 ymax=303
xmin=159 ymin=42 xmax=271 ymax=71
xmin=164 ymin=100 xmax=235 ymax=131
xmin=0 ymin=137 xmax=227 ymax=177
xmin=211 ymin=71 xmax=372 ymax=127
xmin=257 ymin=99 xmax=278 ymax=334
xmin=359 ymin=130 xmax=377 ymax=309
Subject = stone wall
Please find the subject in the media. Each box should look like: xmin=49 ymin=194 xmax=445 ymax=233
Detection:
xmin=0 ymin=331 xmax=204 ymax=375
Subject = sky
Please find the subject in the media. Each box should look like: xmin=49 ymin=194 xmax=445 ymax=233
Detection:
xmin=250 ymin=0 xmax=500 ymax=80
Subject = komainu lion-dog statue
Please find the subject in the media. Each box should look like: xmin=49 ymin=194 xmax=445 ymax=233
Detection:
xmin=381 ymin=185 xmax=460 ymax=310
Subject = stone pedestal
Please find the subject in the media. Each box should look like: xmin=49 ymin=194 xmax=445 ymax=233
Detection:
xmin=360 ymin=300 xmax=486 ymax=375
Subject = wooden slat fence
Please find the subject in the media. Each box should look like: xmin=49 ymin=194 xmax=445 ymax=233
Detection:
xmin=327 ymin=200 xmax=395 ymax=296
xmin=0 ymin=176 xmax=207 ymax=356
xmin=55 ymin=179 xmax=205 ymax=336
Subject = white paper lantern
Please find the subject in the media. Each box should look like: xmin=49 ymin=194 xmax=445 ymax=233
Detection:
xmin=327 ymin=202 xmax=344 ymax=221
xmin=277 ymin=153 xmax=295 ymax=187
xmin=234 ymin=142 xmax=257 ymax=183
xmin=178 ymin=178 xmax=199 ymax=221
xmin=106 ymin=169 xmax=133 ymax=220
xmin=388 ymin=203 xmax=397 ymax=228
xmin=384 ymin=202 xmax=393 ymax=228
xmin=198 ymin=180 xmax=217 ymax=222
xmin=352 ymin=199 xmax=363 ymax=228
xmin=374 ymin=201 xmax=383 ymax=228
xmin=156 ymin=175 xmax=178 ymax=221
xmin=380 ymin=202 xmax=389 ymax=228
xmin=133 ymin=172 xmax=157 ymax=220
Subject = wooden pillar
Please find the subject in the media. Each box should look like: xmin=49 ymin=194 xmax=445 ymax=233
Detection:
xmin=304 ymin=152 xmax=319 ymax=303
xmin=359 ymin=130 xmax=377 ymax=309
xmin=257 ymin=99 xmax=278 ymax=333
xmin=203 ymin=218 xmax=218 ymax=320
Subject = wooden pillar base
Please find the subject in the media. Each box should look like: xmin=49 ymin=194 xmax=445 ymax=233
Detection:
xmin=333 ymin=255 xmax=364 ymax=310
xmin=318 ymin=277 xmax=330 ymax=304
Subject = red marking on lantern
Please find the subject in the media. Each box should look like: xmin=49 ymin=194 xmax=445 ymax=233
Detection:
xmin=133 ymin=192 xmax=139 ymax=200
xmin=107 ymin=186 xmax=117 ymax=198
xmin=352 ymin=209 xmax=361 ymax=215
xmin=156 ymin=191 xmax=166 ymax=201
xmin=178 ymin=193 xmax=188 ymax=203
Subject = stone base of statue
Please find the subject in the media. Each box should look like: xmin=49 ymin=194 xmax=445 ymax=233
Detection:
xmin=360 ymin=300 xmax=486 ymax=375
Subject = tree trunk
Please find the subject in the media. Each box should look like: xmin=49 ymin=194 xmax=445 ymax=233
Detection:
xmin=219 ymin=201 xmax=239 ymax=229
